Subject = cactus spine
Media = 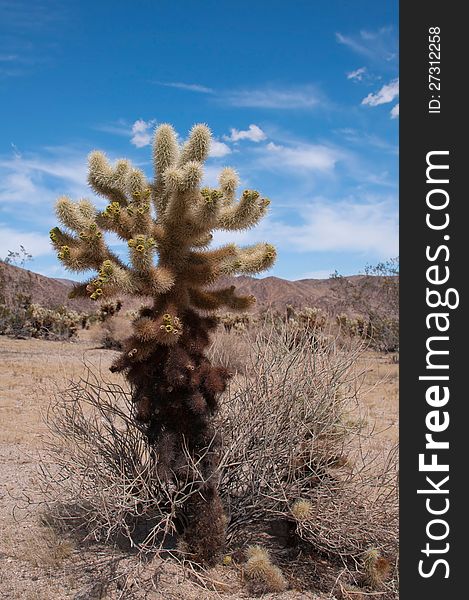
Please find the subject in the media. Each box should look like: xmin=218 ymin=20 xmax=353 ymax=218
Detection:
xmin=244 ymin=545 xmax=287 ymax=594
xmin=52 ymin=123 xmax=276 ymax=564
xmin=362 ymin=548 xmax=391 ymax=589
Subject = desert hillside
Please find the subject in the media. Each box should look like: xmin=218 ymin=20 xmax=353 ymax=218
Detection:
xmin=0 ymin=262 xmax=387 ymax=315
xmin=0 ymin=262 xmax=93 ymax=312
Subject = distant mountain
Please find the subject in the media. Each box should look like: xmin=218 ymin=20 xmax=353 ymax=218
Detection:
xmin=0 ymin=261 xmax=385 ymax=315
xmin=0 ymin=262 xmax=94 ymax=312
xmin=216 ymin=274 xmax=368 ymax=313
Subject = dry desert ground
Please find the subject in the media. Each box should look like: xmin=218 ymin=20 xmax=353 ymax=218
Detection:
xmin=0 ymin=332 xmax=398 ymax=599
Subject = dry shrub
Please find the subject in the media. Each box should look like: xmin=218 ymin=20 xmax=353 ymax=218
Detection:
xmin=92 ymin=314 xmax=133 ymax=350
xmin=36 ymin=368 xmax=221 ymax=557
xmin=208 ymin=328 xmax=251 ymax=374
xmin=34 ymin=318 xmax=397 ymax=593
xmin=217 ymin=319 xmax=398 ymax=564
xmin=331 ymin=259 xmax=399 ymax=353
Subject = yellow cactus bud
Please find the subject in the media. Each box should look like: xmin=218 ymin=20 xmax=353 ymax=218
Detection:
xmin=136 ymin=244 xmax=145 ymax=252
xmin=58 ymin=245 xmax=70 ymax=261
xmin=242 ymin=189 xmax=259 ymax=201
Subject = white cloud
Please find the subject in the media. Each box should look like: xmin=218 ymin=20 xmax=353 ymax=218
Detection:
xmin=212 ymin=197 xmax=398 ymax=258
xmin=0 ymin=149 xmax=89 ymax=208
xmin=336 ymin=32 xmax=371 ymax=56
xmin=130 ymin=119 xmax=156 ymax=148
xmin=156 ymin=82 xmax=322 ymax=109
xmin=336 ymin=27 xmax=397 ymax=63
xmin=202 ymin=165 xmax=225 ymax=187
xmin=242 ymin=198 xmax=398 ymax=258
xmin=335 ymin=128 xmax=398 ymax=154
xmin=210 ymin=139 xmax=231 ymax=158
xmin=362 ymin=79 xmax=399 ymax=107
xmin=225 ymin=124 xmax=267 ymax=143
xmin=157 ymin=81 xmax=214 ymax=94
xmin=347 ymin=67 xmax=367 ymax=82
xmin=261 ymin=142 xmax=339 ymax=172
xmin=276 ymin=199 xmax=398 ymax=256
xmin=224 ymin=86 xmax=320 ymax=109
xmin=0 ymin=226 xmax=52 ymax=259
xmin=391 ymin=103 xmax=399 ymax=119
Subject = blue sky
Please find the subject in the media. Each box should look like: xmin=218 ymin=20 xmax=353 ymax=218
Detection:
xmin=0 ymin=0 xmax=398 ymax=281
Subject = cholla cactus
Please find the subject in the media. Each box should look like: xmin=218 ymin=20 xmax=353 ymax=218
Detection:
xmin=98 ymin=299 xmax=122 ymax=322
xmin=220 ymin=311 xmax=251 ymax=333
xmin=291 ymin=498 xmax=313 ymax=522
xmin=52 ymin=123 xmax=276 ymax=564
xmin=362 ymin=548 xmax=391 ymax=589
xmin=244 ymin=545 xmax=287 ymax=594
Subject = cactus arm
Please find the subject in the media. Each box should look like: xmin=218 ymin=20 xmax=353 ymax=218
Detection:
xmin=218 ymin=167 xmax=239 ymax=205
xmin=178 ymin=123 xmax=211 ymax=166
xmin=216 ymin=190 xmax=270 ymax=231
xmin=88 ymin=152 xmax=130 ymax=205
xmin=188 ymin=286 xmax=256 ymax=311
xmin=152 ymin=123 xmax=179 ymax=216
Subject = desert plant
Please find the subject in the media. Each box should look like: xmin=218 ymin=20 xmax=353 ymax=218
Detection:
xmin=244 ymin=545 xmax=287 ymax=595
xmin=362 ymin=547 xmax=391 ymax=589
xmin=2 ymin=244 xmax=33 ymax=268
xmin=94 ymin=313 xmax=132 ymax=350
xmin=331 ymin=258 xmax=399 ymax=353
xmin=217 ymin=320 xmax=398 ymax=566
xmin=35 ymin=316 xmax=398 ymax=596
xmin=219 ymin=311 xmax=252 ymax=333
xmin=98 ymin=299 xmax=123 ymax=321
xmin=51 ymin=123 xmax=276 ymax=564
xmin=0 ymin=293 xmax=88 ymax=340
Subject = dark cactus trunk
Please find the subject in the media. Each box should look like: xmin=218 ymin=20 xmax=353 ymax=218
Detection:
xmin=111 ymin=309 xmax=230 ymax=564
